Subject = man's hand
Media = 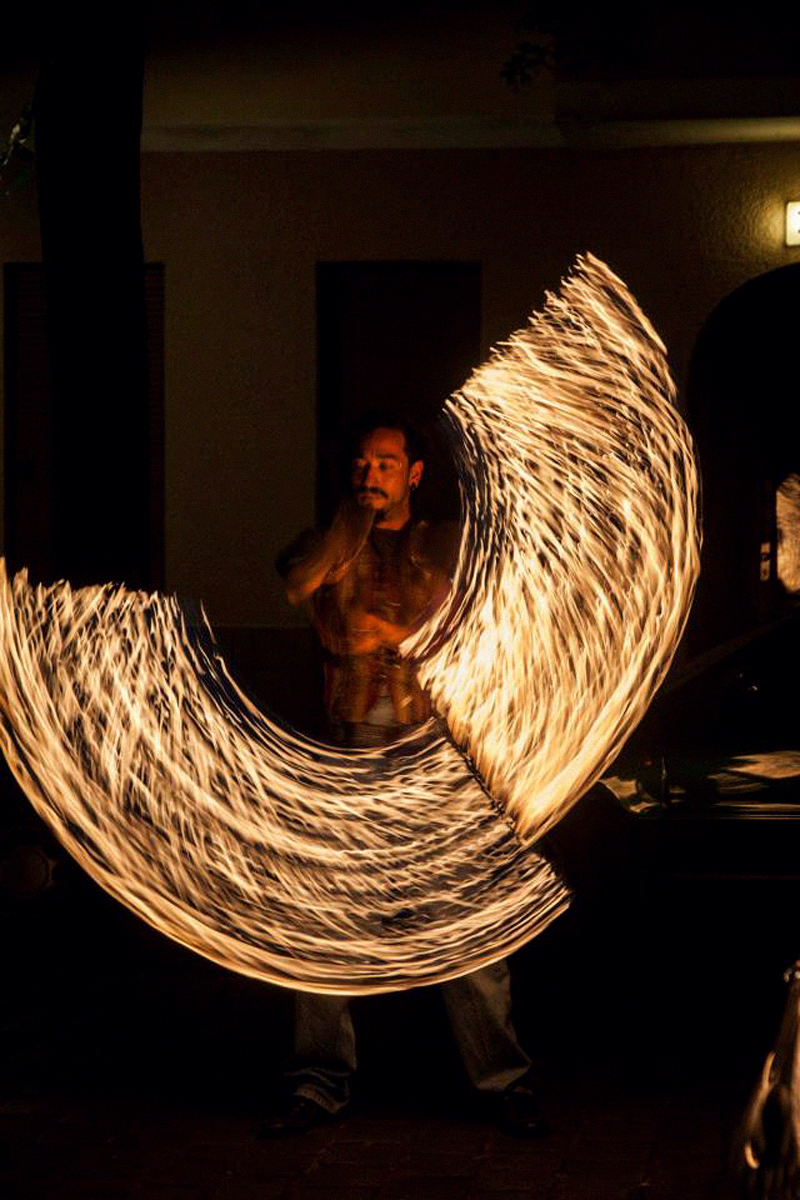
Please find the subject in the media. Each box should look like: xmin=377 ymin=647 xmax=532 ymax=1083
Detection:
xmin=284 ymin=498 xmax=374 ymax=606
xmin=344 ymin=607 xmax=423 ymax=655
xmin=323 ymin=498 xmax=375 ymax=585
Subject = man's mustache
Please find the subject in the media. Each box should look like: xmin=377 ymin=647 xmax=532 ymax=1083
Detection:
xmin=358 ymin=488 xmax=388 ymax=499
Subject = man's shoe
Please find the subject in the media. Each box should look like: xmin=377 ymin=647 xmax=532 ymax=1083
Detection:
xmin=260 ymin=1095 xmax=341 ymax=1137
xmin=492 ymin=1085 xmax=549 ymax=1138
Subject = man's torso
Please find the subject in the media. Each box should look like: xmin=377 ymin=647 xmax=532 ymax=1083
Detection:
xmin=312 ymin=520 xmax=454 ymax=733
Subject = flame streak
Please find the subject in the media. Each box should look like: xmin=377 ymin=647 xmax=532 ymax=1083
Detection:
xmin=408 ymin=254 xmax=700 ymax=839
xmin=0 ymin=255 xmax=698 ymax=993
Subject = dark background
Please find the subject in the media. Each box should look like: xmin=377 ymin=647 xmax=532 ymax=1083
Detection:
xmin=1 ymin=8 xmax=800 ymax=1183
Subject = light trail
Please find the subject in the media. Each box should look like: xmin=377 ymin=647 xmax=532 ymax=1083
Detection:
xmin=0 ymin=255 xmax=699 ymax=993
xmin=407 ymin=254 xmax=700 ymax=840
xmin=777 ymin=473 xmax=800 ymax=595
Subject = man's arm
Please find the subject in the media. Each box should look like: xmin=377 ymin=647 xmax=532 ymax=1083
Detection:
xmin=279 ymin=499 xmax=374 ymax=606
xmin=282 ymin=537 xmax=341 ymax=607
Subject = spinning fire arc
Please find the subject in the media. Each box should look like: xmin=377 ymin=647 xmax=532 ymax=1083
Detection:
xmin=0 ymin=255 xmax=700 ymax=993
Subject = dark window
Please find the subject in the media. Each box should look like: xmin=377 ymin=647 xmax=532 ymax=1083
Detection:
xmin=3 ymin=263 xmax=165 ymax=587
xmin=687 ymin=262 xmax=800 ymax=649
xmin=316 ymin=261 xmax=481 ymax=526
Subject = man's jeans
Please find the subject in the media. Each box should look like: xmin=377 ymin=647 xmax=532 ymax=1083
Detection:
xmin=289 ymin=707 xmax=532 ymax=1113
xmin=288 ymin=958 xmax=532 ymax=1113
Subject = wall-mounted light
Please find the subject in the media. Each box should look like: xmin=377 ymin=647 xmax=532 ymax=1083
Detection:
xmin=786 ymin=201 xmax=800 ymax=246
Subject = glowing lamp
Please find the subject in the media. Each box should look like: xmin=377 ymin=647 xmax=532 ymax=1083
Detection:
xmin=786 ymin=201 xmax=800 ymax=246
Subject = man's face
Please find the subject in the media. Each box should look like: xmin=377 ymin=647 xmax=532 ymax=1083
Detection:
xmin=351 ymin=427 xmax=423 ymax=528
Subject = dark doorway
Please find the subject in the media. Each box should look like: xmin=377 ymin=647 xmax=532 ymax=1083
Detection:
xmin=316 ymin=261 xmax=481 ymax=526
xmin=686 ymin=263 xmax=800 ymax=652
xmin=3 ymin=262 xmax=165 ymax=588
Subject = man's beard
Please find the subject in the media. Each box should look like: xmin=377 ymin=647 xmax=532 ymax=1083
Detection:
xmin=357 ymin=489 xmax=388 ymax=512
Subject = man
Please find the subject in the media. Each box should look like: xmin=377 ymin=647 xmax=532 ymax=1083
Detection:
xmin=265 ymin=414 xmax=542 ymax=1136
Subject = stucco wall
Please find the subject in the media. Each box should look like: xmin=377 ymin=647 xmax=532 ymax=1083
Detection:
xmin=2 ymin=142 xmax=800 ymax=626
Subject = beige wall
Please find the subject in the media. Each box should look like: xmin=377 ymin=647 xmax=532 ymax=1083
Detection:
xmin=2 ymin=142 xmax=800 ymax=626
xmin=139 ymin=143 xmax=800 ymax=626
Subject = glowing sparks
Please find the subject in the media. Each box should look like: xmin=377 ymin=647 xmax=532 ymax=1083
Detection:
xmin=0 ymin=580 xmax=567 ymax=993
xmin=0 ymin=255 xmax=698 ymax=993
xmin=406 ymin=254 xmax=700 ymax=840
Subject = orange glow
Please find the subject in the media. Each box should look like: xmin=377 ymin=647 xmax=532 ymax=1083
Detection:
xmin=406 ymin=254 xmax=700 ymax=842
xmin=0 ymin=255 xmax=698 ymax=993
xmin=777 ymin=473 xmax=800 ymax=594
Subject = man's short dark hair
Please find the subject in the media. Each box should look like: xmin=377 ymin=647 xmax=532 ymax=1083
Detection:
xmin=348 ymin=410 xmax=426 ymax=467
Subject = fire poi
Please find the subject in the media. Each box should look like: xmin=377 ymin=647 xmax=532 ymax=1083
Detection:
xmin=0 ymin=255 xmax=700 ymax=993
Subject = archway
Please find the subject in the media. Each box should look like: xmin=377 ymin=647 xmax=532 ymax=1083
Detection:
xmin=686 ymin=263 xmax=800 ymax=653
